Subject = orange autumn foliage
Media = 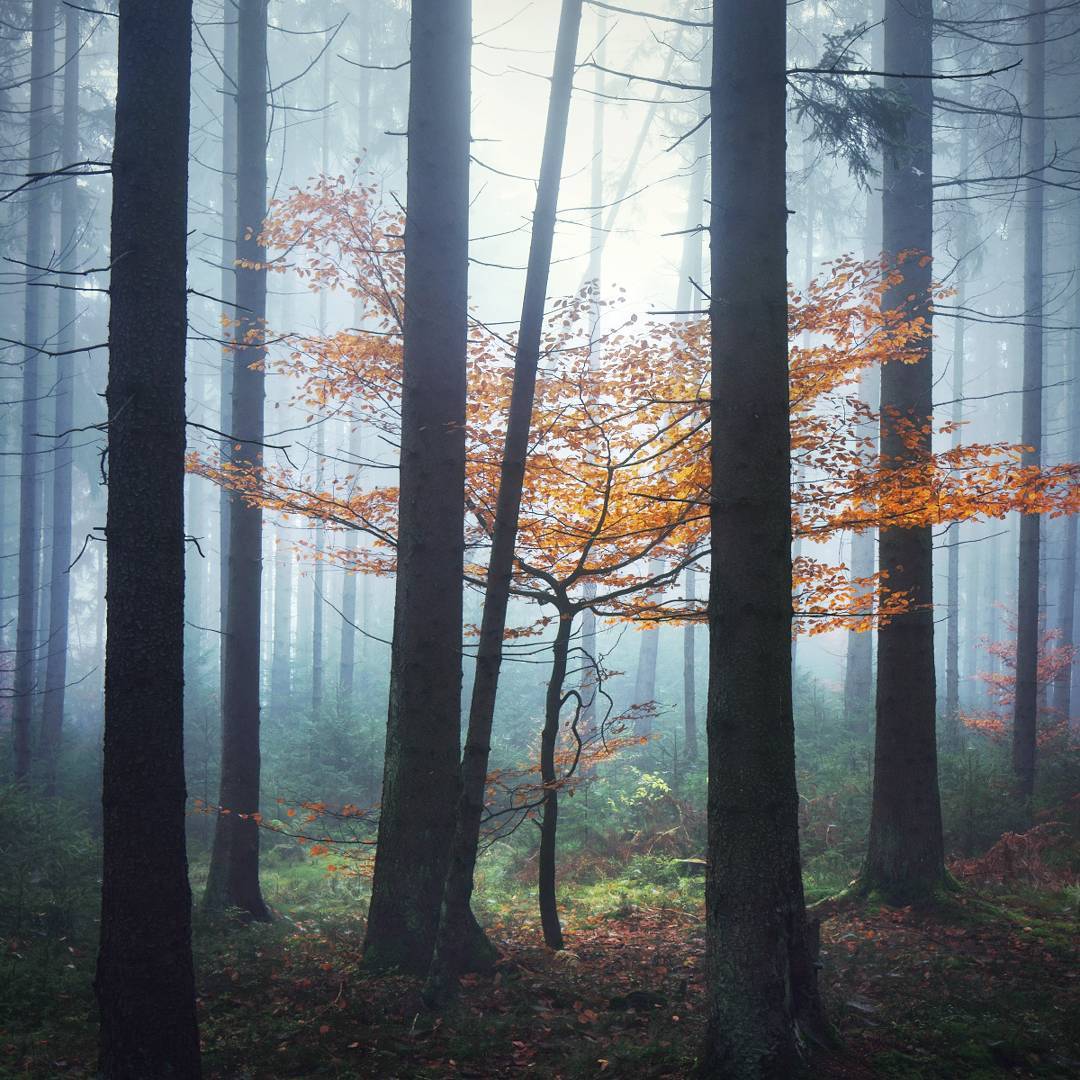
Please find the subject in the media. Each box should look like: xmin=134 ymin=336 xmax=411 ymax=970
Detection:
xmin=961 ymin=621 xmax=1075 ymax=746
xmin=188 ymin=172 xmax=1080 ymax=635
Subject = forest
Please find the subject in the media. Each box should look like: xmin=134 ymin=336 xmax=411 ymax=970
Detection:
xmin=1 ymin=0 xmax=1078 ymax=1077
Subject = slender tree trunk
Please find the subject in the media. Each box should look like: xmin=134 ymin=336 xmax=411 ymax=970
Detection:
xmin=1052 ymin=222 xmax=1080 ymax=724
xmin=311 ymin=48 xmax=331 ymax=718
xmin=683 ymin=567 xmax=699 ymax=762
xmin=270 ymin=529 xmax=292 ymax=721
xmin=844 ymin=72 xmax=882 ymax=737
xmin=1013 ymin=0 xmax=1045 ymax=799
xmin=423 ymin=0 xmax=582 ymax=1000
xmin=703 ymin=3 xmax=824 ymax=1073
xmin=338 ymin=10 xmax=371 ymax=704
xmin=633 ymin=563 xmax=662 ymax=725
xmin=944 ymin=251 xmax=967 ymax=748
xmin=677 ymin=100 xmax=706 ymax=764
xmin=205 ymin=0 xmax=270 ymax=921
xmin=218 ymin=2 xmax=237 ymax=702
xmin=338 ymin=422 xmax=360 ymax=700
xmin=860 ymin=0 xmax=946 ymax=902
xmin=94 ymin=1 xmax=201 ymax=1073
xmin=312 ymin=418 xmax=325 ymax=716
xmin=944 ymin=101 xmax=969 ymax=743
xmin=12 ymin=0 xmax=55 ymax=783
xmin=40 ymin=4 xmax=79 ymax=795
xmin=539 ymin=609 xmax=573 ymax=951
xmin=363 ymin=0 xmax=472 ymax=976
xmin=578 ymin=26 xmax=605 ymax=732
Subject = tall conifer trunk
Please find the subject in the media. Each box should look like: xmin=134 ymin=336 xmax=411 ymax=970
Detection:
xmin=363 ymin=0 xmax=472 ymax=976
xmin=1013 ymin=0 xmax=1045 ymax=797
xmin=205 ymin=0 xmax=270 ymax=921
xmin=860 ymin=0 xmax=947 ymax=901
xmin=12 ymin=0 xmax=55 ymax=782
xmin=40 ymin=3 xmax=79 ymax=794
xmin=424 ymin=0 xmax=583 ymax=999
xmin=94 ymin=1 xmax=201 ymax=1073
xmin=218 ymin=1 xmax=237 ymax=702
xmin=703 ymin=2 xmax=823 ymax=1072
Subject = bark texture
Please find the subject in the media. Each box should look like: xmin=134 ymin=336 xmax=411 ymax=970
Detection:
xmin=40 ymin=3 xmax=79 ymax=794
xmin=424 ymin=0 xmax=582 ymax=1001
xmin=270 ymin=531 xmax=292 ymax=721
xmin=205 ymin=0 xmax=270 ymax=921
xmin=94 ymin=1 xmax=201 ymax=1074
xmin=703 ymin=2 xmax=824 ymax=1073
xmin=363 ymin=0 xmax=472 ymax=976
xmin=12 ymin=0 xmax=55 ymax=782
xmin=861 ymin=0 xmax=947 ymax=902
xmin=1012 ymin=0 xmax=1045 ymax=798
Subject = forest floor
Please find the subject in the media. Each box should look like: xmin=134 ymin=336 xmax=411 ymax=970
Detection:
xmin=4 ymin=876 xmax=1078 ymax=1079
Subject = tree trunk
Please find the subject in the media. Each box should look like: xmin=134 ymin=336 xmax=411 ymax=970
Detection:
xmin=338 ymin=431 xmax=359 ymax=700
xmin=270 ymin=529 xmax=292 ymax=721
xmin=860 ymin=0 xmax=946 ymax=902
xmin=1012 ymin=0 xmax=1045 ymax=799
xmin=633 ymin=562 xmax=662 ymax=727
xmin=312 ymin=418 xmax=325 ymax=717
xmin=12 ymin=0 xmax=55 ymax=783
xmin=677 ymin=95 xmax=706 ymax=765
xmin=205 ymin=0 xmax=270 ymax=921
xmin=844 ymin=74 xmax=882 ymax=737
xmin=218 ymin=2 xmax=237 ymax=704
xmin=1053 ymin=220 xmax=1080 ymax=725
xmin=577 ymin=29 xmax=605 ymax=732
xmin=363 ymin=0 xmax=472 ymax=976
xmin=94 ymin=0 xmax=201 ymax=1073
xmin=944 ymin=248 xmax=967 ymax=749
xmin=312 ymin=47 xmax=331 ymax=718
xmin=423 ymin=0 xmax=582 ymax=1000
xmin=683 ymin=567 xmax=699 ymax=763
xmin=703 ymin=3 xmax=824 ymax=1073
xmin=539 ymin=610 xmax=573 ymax=951
xmin=40 ymin=3 xmax=79 ymax=795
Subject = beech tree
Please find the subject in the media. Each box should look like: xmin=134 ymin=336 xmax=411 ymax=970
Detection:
xmin=93 ymin=0 xmax=201 ymax=1074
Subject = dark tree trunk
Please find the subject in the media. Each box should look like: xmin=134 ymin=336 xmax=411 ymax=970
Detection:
xmin=204 ymin=0 xmax=270 ymax=921
xmin=539 ymin=610 xmax=573 ymax=951
xmin=703 ymin=2 xmax=824 ymax=1073
xmin=633 ymin=560 xmax=662 ymax=726
xmin=682 ymin=567 xmax=699 ymax=763
xmin=844 ymin=100 xmax=882 ymax=738
xmin=676 ymin=111 xmax=705 ymax=765
xmin=424 ymin=0 xmax=583 ymax=1000
xmin=40 ymin=3 xmax=79 ymax=795
xmin=338 ymin=406 xmax=361 ymax=702
xmin=93 ymin=1 xmax=201 ymax=1074
xmin=860 ymin=0 xmax=946 ymax=902
xmin=312 ymin=417 xmax=325 ymax=716
xmin=218 ymin=3 xmax=237 ymax=701
xmin=944 ymin=260 xmax=966 ymax=749
xmin=270 ymin=530 xmax=292 ymax=721
xmin=1053 ymin=221 xmax=1080 ymax=725
xmin=1013 ymin=0 xmax=1045 ymax=798
xmin=943 ymin=85 xmax=971 ymax=747
xmin=12 ymin=0 xmax=55 ymax=783
xmin=363 ymin=0 xmax=472 ymax=976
